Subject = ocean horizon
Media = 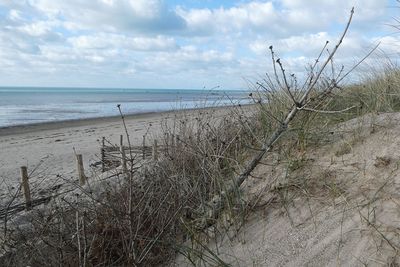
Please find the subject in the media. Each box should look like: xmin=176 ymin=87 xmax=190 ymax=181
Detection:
xmin=0 ymin=87 xmax=248 ymax=128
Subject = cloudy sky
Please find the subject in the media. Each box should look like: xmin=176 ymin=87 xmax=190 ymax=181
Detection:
xmin=0 ymin=0 xmax=399 ymax=89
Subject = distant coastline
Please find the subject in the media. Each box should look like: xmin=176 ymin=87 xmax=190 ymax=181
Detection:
xmin=0 ymin=103 xmax=252 ymax=137
xmin=0 ymin=87 xmax=248 ymax=128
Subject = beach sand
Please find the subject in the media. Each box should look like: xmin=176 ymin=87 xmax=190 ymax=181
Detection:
xmin=0 ymin=107 xmax=233 ymax=196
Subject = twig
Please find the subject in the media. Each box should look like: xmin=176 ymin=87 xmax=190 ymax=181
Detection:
xmin=3 ymin=184 xmax=22 ymax=236
xmin=297 ymin=105 xmax=358 ymax=114
xmin=276 ymin=57 xmax=298 ymax=105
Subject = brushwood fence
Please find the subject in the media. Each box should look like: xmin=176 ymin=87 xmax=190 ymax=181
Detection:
xmin=99 ymin=135 xmax=169 ymax=172
xmin=1 ymin=135 xmax=175 ymax=219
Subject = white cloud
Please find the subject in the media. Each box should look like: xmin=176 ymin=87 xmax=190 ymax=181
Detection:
xmin=177 ymin=2 xmax=277 ymax=35
xmin=375 ymin=36 xmax=400 ymax=56
xmin=30 ymin=0 xmax=186 ymax=33
xmin=69 ymin=34 xmax=178 ymax=51
xmin=123 ymin=45 xmax=235 ymax=76
xmin=281 ymin=0 xmax=387 ymax=21
xmin=250 ymin=32 xmax=331 ymax=55
xmin=17 ymin=21 xmax=54 ymax=37
xmin=177 ymin=0 xmax=389 ymax=38
xmin=0 ymin=0 xmax=396 ymax=88
xmin=8 ymin=9 xmax=23 ymax=21
xmin=250 ymin=31 xmax=369 ymax=57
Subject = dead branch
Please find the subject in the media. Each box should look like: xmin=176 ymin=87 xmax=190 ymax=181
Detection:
xmin=195 ymin=7 xmax=362 ymax=230
xmin=297 ymin=105 xmax=358 ymax=114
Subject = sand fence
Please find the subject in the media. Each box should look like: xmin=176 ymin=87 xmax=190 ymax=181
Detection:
xmin=0 ymin=134 xmax=183 ymax=220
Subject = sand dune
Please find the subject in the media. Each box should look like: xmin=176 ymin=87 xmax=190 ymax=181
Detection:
xmin=172 ymin=112 xmax=400 ymax=266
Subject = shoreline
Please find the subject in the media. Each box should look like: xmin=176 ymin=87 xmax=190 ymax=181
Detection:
xmin=0 ymin=104 xmax=249 ymax=192
xmin=0 ymin=104 xmax=244 ymax=137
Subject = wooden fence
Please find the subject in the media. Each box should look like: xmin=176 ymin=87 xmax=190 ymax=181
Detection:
xmin=99 ymin=135 xmax=177 ymax=172
xmin=1 ymin=134 xmax=178 ymax=217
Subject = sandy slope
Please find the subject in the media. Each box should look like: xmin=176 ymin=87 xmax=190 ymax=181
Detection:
xmin=173 ymin=112 xmax=400 ymax=266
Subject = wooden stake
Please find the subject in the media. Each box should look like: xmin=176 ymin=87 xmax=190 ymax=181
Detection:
xmin=142 ymin=135 xmax=146 ymax=160
xmin=101 ymin=137 xmax=105 ymax=172
xmin=152 ymin=139 xmax=158 ymax=161
xmin=120 ymin=135 xmax=128 ymax=174
xmin=76 ymin=154 xmax=86 ymax=186
xmin=170 ymin=134 xmax=175 ymax=151
xmin=20 ymin=166 xmax=31 ymax=210
xmin=165 ymin=133 xmax=169 ymax=152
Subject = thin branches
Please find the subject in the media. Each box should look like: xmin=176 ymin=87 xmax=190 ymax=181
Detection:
xmin=297 ymin=105 xmax=358 ymax=114
xmin=195 ymin=7 xmax=378 ymax=231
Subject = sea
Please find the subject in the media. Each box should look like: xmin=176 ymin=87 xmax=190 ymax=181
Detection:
xmin=0 ymin=87 xmax=248 ymax=128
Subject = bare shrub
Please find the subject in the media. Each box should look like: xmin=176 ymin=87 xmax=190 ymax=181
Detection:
xmin=0 ymin=104 xmax=255 ymax=266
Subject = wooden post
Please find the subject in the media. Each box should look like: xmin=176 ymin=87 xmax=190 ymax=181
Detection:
xmin=170 ymin=134 xmax=175 ymax=150
xmin=152 ymin=139 xmax=158 ymax=161
xmin=120 ymin=135 xmax=128 ymax=174
xmin=20 ymin=166 xmax=31 ymax=210
xmin=76 ymin=154 xmax=86 ymax=186
xmin=165 ymin=133 xmax=169 ymax=152
xmin=182 ymin=120 xmax=187 ymax=136
xmin=175 ymin=134 xmax=180 ymax=151
xmin=101 ymin=137 xmax=105 ymax=172
xmin=170 ymin=134 xmax=177 ymax=156
xmin=142 ymin=135 xmax=146 ymax=160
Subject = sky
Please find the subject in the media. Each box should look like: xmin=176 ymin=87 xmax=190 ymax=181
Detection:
xmin=0 ymin=0 xmax=399 ymax=89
